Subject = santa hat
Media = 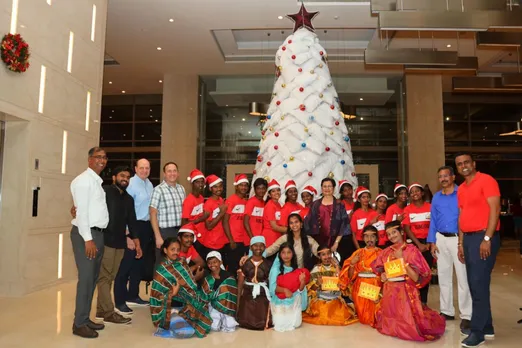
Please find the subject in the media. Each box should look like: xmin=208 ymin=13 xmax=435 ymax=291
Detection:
xmin=187 ymin=169 xmax=205 ymax=183
xmin=178 ymin=223 xmax=200 ymax=241
xmin=284 ymin=180 xmax=297 ymax=192
xmin=302 ymin=185 xmax=317 ymax=196
xmin=355 ymin=186 xmax=370 ymax=200
xmin=408 ymin=182 xmax=423 ymax=192
xmin=394 ymin=183 xmax=407 ymax=193
xmin=338 ymin=180 xmax=352 ymax=193
xmin=206 ymin=174 xmax=223 ymax=188
xmin=267 ymin=179 xmax=280 ymax=192
xmin=375 ymin=193 xmax=389 ymax=202
xmin=233 ymin=174 xmax=249 ymax=186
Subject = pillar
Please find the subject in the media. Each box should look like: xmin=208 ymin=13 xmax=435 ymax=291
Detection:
xmin=161 ymin=75 xmax=199 ymax=192
xmin=404 ymin=74 xmax=445 ymax=193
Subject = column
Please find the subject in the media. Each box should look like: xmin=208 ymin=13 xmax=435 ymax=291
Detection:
xmin=404 ymin=74 xmax=445 ymax=193
xmin=161 ymin=74 xmax=199 ymax=192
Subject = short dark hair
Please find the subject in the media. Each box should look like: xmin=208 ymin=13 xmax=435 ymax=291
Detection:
xmin=163 ymin=161 xmax=178 ymax=172
xmin=363 ymin=225 xmax=378 ymax=234
xmin=384 ymin=220 xmax=402 ymax=232
xmin=454 ymin=152 xmax=474 ymax=162
xmin=437 ymin=166 xmax=455 ymax=176
xmin=113 ymin=166 xmax=131 ymax=176
xmin=321 ymin=178 xmax=336 ymax=189
xmin=253 ymin=177 xmax=268 ymax=188
xmin=88 ymin=147 xmax=104 ymax=156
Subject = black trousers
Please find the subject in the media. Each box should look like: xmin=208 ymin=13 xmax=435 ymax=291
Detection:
xmin=114 ymin=221 xmax=154 ymax=306
xmin=223 ymin=242 xmax=248 ymax=276
xmin=416 ymin=238 xmax=434 ymax=304
xmin=338 ymin=236 xmax=357 ymax=265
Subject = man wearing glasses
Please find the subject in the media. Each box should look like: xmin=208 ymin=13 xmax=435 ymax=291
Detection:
xmin=70 ymin=147 xmax=110 ymax=338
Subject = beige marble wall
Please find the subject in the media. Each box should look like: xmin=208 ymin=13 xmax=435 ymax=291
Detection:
xmin=0 ymin=0 xmax=107 ymax=296
xmin=161 ymin=75 xmax=199 ymax=193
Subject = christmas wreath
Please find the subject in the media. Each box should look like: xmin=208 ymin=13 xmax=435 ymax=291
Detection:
xmin=1 ymin=33 xmax=30 ymax=73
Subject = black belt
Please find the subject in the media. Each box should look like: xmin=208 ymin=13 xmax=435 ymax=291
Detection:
xmin=439 ymin=232 xmax=458 ymax=237
xmin=91 ymin=227 xmax=104 ymax=232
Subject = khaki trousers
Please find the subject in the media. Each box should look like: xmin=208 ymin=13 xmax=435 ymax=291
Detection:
xmin=96 ymin=246 xmax=124 ymax=315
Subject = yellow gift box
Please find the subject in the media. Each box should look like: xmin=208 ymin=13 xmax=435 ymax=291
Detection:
xmin=384 ymin=258 xmax=406 ymax=278
xmin=321 ymin=276 xmax=339 ymax=291
xmin=358 ymin=282 xmax=381 ymax=301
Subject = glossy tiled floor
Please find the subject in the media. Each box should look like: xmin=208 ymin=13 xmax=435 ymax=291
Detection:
xmin=1 ymin=248 xmax=521 ymax=348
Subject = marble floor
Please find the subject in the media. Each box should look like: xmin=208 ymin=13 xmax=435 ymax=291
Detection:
xmin=1 ymin=248 xmax=521 ymax=348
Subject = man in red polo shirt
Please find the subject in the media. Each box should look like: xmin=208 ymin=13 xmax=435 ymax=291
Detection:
xmin=455 ymin=152 xmax=500 ymax=348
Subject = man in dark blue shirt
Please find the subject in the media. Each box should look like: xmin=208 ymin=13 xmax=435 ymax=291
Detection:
xmin=428 ymin=166 xmax=472 ymax=332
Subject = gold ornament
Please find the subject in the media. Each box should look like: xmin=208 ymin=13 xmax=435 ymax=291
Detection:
xmin=264 ymin=176 xmax=270 ymax=181
xmin=328 ymin=172 xmax=334 ymax=179
xmin=330 ymin=131 xmax=334 ymax=135
xmin=310 ymin=69 xmax=315 ymax=74
xmin=262 ymin=135 xmax=266 ymax=140
xmin=328 ymin=83 xmax=332 ymax=87
xmin=269 ymin=127 xmax=274 ymax=132
xmin=281 ymin=116 xmax=285 ymax=120
xmin=272 ymin=93 xmax=277 ymax=96
xmin=319 ymin=93 xmax=323 ymax=98
xmin=289 ymin=156 xmax=295 ymax=161
xmin=304 ymin=127 xmax=308 ymax=132
xmin=278 ymin=66 xmax=283 ymax=71
xmin=319 ymin=63 xmax=324 ymax=68
xmin=282 ymin=83 xmax=286 ymax=88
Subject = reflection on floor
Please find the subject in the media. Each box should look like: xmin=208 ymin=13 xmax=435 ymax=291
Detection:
xmin=1 ymin=248 xmax=521 ymax=348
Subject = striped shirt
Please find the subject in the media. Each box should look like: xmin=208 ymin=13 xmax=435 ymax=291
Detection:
xmin=150 ymin=181 xmax=186 ymax=228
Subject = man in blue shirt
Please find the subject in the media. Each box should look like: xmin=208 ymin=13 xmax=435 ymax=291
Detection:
xmin=114 ymin=158 xmax=154 ymax=314
xmin=428 ymin=166 xmax=472 ymax=331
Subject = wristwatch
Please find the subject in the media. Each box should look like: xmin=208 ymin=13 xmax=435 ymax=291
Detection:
xmin=484 ymin=236 xmax=491 ymax=242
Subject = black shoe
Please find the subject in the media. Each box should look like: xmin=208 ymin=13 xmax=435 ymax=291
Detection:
xmin=441 ymin=313 xmax=455 ymax=320
xmin=115 ymin=304 xmax=134 ymax=316
xmin=87 ymin=320 xmax=105 ymax=331
xmin=103 ymin=312 xmax=132 ymax=324
xmin=460 ymin=319 xmax=471 ymax=331
xmin=126 ymin=297 xmax=149 ymax=307
xmin=461 ymin=333 xmax=485 ymax=347
xmin=73 ymin=325 xmax=99 ymax=338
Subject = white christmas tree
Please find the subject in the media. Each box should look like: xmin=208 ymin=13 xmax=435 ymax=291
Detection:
xmin=252 ymin=4 xmax=357 ymax=200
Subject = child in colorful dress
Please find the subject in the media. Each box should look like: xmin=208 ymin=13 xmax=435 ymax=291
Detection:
xmin=149 ymin=238 xmax=211 ymax=339
xmin=201 ymin=251 xmax=239 ymax=333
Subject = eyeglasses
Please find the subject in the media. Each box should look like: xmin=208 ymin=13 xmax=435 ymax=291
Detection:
xmin=91 ymin=155 xmax=108 ymax=160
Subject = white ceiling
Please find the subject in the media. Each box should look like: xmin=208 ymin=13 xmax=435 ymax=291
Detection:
xmin=103 ymin=0 xmax=515 ymax=96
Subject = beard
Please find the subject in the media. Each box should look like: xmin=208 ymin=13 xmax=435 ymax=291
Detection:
xmin=115 ymin=181 xmax=128 ymax=191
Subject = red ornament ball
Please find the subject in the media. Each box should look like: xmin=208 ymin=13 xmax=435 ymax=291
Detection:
xmin=282 ymin=46 xmax=286 ymax=51
xmin=325 ymin=147 xmax=330 ymax=151
xmin=276 ymin=101 xmax=281 ymax=106
xmin=267 ymin=161 xmax=272 ymax=167
xmin=351 ymin=172 xmax=356 ymax=177
xmin=257 ymin=156 xmax=263 ymax=162
xmin=299 ymin=87 xmax=304 ymax=92
xmin=274 ymin=145 xmax=279 ymax=150
xmin=330 ymin=105 xmax=335 ymax=110
xmin=298 ymin=68 xmax=302 ymax=72
xmin=275 ymin=132 xmax=279 ymax=137
xmin=308 ymin=172 xmax=313 ymax=177
xmin=299 ymin=104 xmax=306 ymax=111
xmin=253 ymin=170 xmax=257 ymax=174
xmin=320 ymin=51 xmax=324 ymax=56
xmin=342 ymin=149 xmax=346 ymax=153
xmin=292 ymin=55 xmax=296 ymax=60
xmin=288 ymin=40 xmax=293 ymax=44
xmin=261 ymin=130 xmax=265 ymax=135
xmin=335 ymin=121 xmax=340 ymax=126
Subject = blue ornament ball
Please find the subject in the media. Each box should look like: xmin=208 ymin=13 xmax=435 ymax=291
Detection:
xmin=301 ymin=143 xmax=306 ymax=148
xmin=341 ymin=160 xmax=346 ymax=165
xmin=283 ymin=163 xmax=288 ymax=168
xmin=257 ymin=149 xmax=260 ymax=154
xmin=344 ymin=136 xmax=350 ymax=142
xmin=309 ymin=115 xmax=314 ymax=121
xmin=267 ymin=115 xmax=272 ymax=120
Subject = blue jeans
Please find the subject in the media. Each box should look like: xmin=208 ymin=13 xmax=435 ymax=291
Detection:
xmin=463 ymin=231 xmax=500 ymax=339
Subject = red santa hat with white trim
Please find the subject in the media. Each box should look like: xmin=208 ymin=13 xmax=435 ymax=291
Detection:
xmin=178 ymin=222 xmax=200 ymax=241
xmin=338 ymin=179 xmax=352 ymax=193
xmin=375 ymin=193 xmax=389 ymax=202
xmin=233 ymin=174 xmax=249 ymax=186
xmin=302 ymin=185 xmax=317 ymax=196
xmin=206 ymin=174 xmax=223 ymax=188
xmin=355 ymin=186 xmax=370 ymax=201
xmin=187 ymin=169 xmax=205 ymax=183
xmin=393 ymin=183 xmax=407 ymax=193
xmin=267 ymin=179 xmax=280 ymax=192
xmin=284 ymin=180 xmax=297 ymax=192
xmin=408 ymin=182 xmax=423 ymax=192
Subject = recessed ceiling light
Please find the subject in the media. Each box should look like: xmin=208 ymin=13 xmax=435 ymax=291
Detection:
xmin=225 ymin=104 xmax=228 ymax=107
xmin=157 ymin=47 xmax=162 ymax=51
xmin=121 ymin=90 xmax=126 ymax=94
xmin=242 ymin=118 xmax=246 ymax=121
xmin=155 ymin=119 xmax=158 ymax=122
xmin=169 ymin=18 xmax=174 ymax=22
xmin=334 ymin=16 xmax=339 ymax=20
xmin=446 ymin=117 xmax=451 ymax=121
xmin=446 ymin=44 xmax=452 ymax=48
xmin=360 ymin=117 xmax=364 ymax=120
xmin=149 ymin=109 xmax=152 ymax=111
xmin=159 ymin=80 xmax=163 ymax=83
xmin=108 ymin=81 xmax=112 ymax=84
xmin=359 ymin=97 xmax=364 ymax=101
xmin=278 ymin=16 xmax=283 ymax=20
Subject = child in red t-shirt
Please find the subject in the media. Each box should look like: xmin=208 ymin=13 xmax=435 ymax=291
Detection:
xmin=200 ymin=175 xmax=228 ymax=259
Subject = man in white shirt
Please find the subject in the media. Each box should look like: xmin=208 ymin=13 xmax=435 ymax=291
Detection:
xmin=70 ymin=147 xmax=109 ymax=339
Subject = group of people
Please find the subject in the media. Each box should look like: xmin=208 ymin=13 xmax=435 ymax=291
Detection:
xmin=70 ymin=147 xmax=501 ymax=348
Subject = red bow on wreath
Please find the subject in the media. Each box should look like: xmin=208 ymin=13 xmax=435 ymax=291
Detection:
xmin=1 ymin=33 xmax=30 ymax=73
